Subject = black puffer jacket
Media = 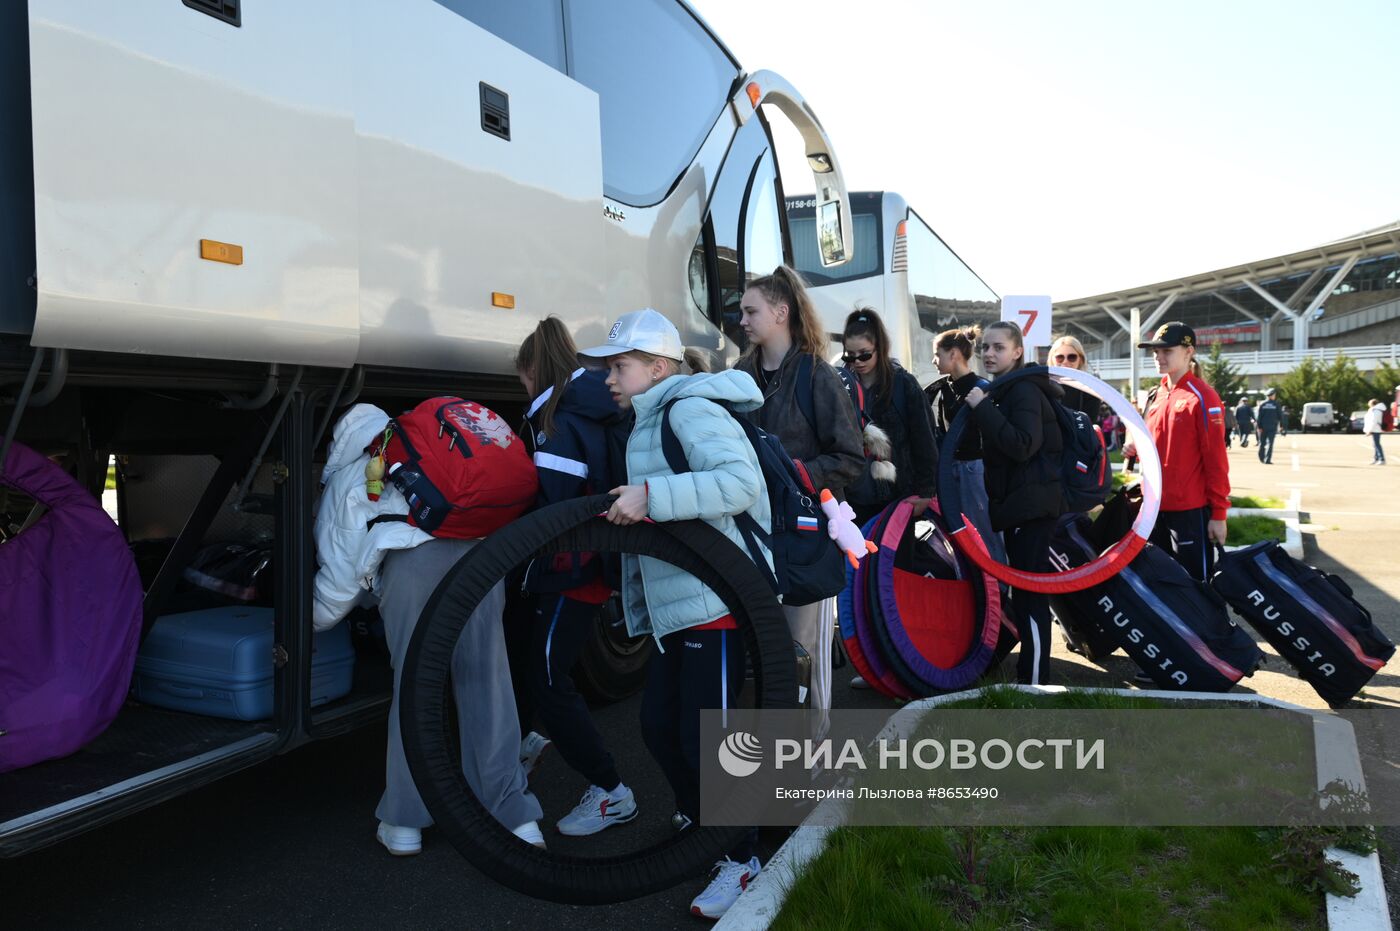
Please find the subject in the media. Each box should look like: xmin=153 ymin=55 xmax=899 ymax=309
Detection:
xmin=845 ymin=365 xmax=938 ymax=514
xmin=927 ymin=372 xmax=989 ymax=461
xmin=971 ymin=366 xmax=1064 ymax=531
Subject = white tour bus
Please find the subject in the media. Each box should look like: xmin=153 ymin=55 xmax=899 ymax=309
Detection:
xmin=786 ymin=191 xmax=999 ymax=385
xmin=0 ymin=0 xmax=853 ymax=857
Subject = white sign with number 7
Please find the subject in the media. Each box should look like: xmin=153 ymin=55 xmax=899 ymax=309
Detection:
xmin=1000 ymin=295 xmax=1053 ymax=349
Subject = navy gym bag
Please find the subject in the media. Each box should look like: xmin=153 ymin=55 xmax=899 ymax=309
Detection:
xmin=1049 ymin=514 xmax=1262 ymax=691
xmin=1212 ymin=541 xmax=1395 ymax=707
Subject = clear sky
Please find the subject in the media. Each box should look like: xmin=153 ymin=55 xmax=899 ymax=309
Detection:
xmin=691 ymin=0 xmax=1400 ymax=301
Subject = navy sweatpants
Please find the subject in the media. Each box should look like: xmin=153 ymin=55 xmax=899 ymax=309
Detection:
xmin=1005 ymin=517 xmax=1055 ymax=686
xmin=1257 ymin=429 xmax=1277 ymax=463
xmin=640 ymin=627 xmax=754 ymax=859
xmin=529 ymin=593 xmax=621 ymax=791
xmin=1151 ymin=506 xmax=1215 ymax=582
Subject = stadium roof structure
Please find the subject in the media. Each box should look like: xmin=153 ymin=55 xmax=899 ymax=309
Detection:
xmin=1054 ymin=219 xmax=1400 ymax=353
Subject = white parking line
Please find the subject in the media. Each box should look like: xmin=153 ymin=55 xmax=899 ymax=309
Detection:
xmin=1291 ymin=453 xmax=1300 ymax=472
xmin=1303 ymin=510 xmax=1400 ymax=518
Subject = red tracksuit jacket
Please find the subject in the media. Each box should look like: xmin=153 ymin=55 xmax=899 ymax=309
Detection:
xmin=1144 ymin=371 xmax=1231 ymax=520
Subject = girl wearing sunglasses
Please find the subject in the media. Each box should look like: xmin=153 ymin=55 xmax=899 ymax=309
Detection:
xmin=1047 ymin=335 xmax=1100 ymax=418
xmin=839 ymin=308 xmax=938 ymax=527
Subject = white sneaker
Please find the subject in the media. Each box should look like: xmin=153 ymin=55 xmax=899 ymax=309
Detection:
xmin=849 ymin=674 xmax=871 ymax=689
xmin=556 ymin=783 xmax=638 ymax=836
xmin=690 ymin=856 xmax=761 ymax=919
xmin=376 ymin=822 xmax=422 ymax=856
xmin=512 ymin=820 xmax=547 ymax=849
xmin=519 ymin=731 xmax=551 ymax=778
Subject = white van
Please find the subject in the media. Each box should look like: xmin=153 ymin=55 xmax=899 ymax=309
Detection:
xmin=1301 ymin=402 xmax=1335 ymax=433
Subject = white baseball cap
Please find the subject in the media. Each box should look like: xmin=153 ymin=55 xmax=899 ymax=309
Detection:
xmin=578 ymin=308 xmax=683 ymax=362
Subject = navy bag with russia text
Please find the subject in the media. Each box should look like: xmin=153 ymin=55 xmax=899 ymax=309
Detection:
xmin=659 ymin=397 xmax=846 ymax=607
xmin=1212 ymin=541 xmax=1395 ymax=707
xmin=1048 ymin=512 xmax=1262 ymax=691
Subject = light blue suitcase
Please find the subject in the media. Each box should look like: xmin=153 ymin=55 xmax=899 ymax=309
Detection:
xmin=132 ymin=606 xmax=356 ymax=720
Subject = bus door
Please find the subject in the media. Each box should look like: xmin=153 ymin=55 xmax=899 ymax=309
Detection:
xmin=689 ymin=72 xmax=852 ymax=353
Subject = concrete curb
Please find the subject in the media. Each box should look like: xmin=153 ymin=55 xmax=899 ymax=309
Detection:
xmin=715 ymin=685 xmax=1389 ymax=931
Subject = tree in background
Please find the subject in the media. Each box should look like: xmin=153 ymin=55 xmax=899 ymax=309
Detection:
xmin=1276 ymin=352 xmax=1371 ymax=425
xmin=1277 ymin=357 xmax=1326 ymax=413
xmin=1200 ymin=342 xmax=1247 ymax=405
xmin=1320 ymin=354 xmax=1369 ymax=421
xmin=1369 ymin=360 xmax=1400 ymax=401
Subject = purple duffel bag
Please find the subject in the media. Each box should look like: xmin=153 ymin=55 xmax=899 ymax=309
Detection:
xmin=1 ymin=441 xmax=142 ymax=772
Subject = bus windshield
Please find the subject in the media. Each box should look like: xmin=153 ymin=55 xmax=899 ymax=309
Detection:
xmin=787 ymin=194 xmax=881 ymax=285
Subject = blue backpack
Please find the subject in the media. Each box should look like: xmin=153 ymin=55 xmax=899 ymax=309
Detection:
xmin=659 ymin=397 xmax=846 ymax=607
xmin=1046 ymin=390 xmax=1112 ymax=514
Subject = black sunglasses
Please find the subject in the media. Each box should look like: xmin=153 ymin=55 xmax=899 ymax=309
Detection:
xmin=842 ymin=350 xmax=875 ymax=364
xmin=1052 ymin=352 xmax=1080 ymax=363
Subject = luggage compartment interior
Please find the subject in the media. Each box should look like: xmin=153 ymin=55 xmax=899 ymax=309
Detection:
xmin=0 ymin=378 xmax=397 ymax=851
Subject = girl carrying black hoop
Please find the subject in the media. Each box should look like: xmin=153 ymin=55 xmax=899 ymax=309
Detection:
xmin=581 ymin=308 xmax=769 ymax=919
xmin=964 ymin=321 xmax=1064 ymax=685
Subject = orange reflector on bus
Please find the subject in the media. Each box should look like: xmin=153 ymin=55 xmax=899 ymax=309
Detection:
xmin=895 ymin=220 xmax=907 ymax=237
xmin=746 ymin=82 xmax=761 ymax=108
xmin=491 ymin=292 xmax=516 ymax=309
xmin=199 ymin=239 xmax=243 ymax=265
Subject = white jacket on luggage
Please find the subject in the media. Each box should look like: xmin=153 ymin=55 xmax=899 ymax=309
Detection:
xmin=312 ymin=404 xmax=431 ymax=630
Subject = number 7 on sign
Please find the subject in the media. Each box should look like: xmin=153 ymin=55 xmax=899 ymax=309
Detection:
xmin=999 ymin=295 xmax=1051 ymax=348
xmin=1017 ymin=309 xmax=1038 ymax=337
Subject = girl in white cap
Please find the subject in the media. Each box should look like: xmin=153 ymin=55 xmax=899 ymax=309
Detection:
xmin=579 ymin=308 xmax=769 ymax=919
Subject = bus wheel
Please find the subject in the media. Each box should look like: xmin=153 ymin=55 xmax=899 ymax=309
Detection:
xmin=401 ymin=494 xmax=797 ymax=905
xmin=574 ymin=602 xmax=653 ymax=705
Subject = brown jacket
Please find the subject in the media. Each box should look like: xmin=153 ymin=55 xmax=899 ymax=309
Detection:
xmin=735 ymin=347 xmax=864 ymax=497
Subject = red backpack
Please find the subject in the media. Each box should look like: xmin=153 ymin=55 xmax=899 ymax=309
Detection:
xmin=371 ymin=398 xmax=538 ymax=539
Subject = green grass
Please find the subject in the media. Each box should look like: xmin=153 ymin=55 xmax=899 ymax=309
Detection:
xmin=1230 ymin=494 xmax=1285 ymax=510
xmin=772 ymin=688 xmax=1327 ymax=931
xmin=772 ymin=824 xmax=1323 ymax=931
xmin=1227 ymin=515 xmax=1285 ymax=546
xmin=105 ymin=464 xmax=117 ymax=491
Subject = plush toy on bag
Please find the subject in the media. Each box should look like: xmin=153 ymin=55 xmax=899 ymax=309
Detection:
xmin=821 ymin=489 xmax=877 ymax=568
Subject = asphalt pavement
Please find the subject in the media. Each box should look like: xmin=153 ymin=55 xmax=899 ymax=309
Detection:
xmin=6 ymin=431 xmax=1398 ymax=928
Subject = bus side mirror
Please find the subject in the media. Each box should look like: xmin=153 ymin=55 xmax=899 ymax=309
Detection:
xmin=817 ymin=200 xmax=847 ymax=267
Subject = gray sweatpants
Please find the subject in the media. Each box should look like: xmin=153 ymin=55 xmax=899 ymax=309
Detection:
xmin=376 ymin=538 xmax=541 ymax=832
xmin=784 ymin=597 xmax=834 ymax=741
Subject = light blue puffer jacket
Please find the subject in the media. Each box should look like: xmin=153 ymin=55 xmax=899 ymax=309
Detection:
xmin=620 ymin=370 xmax=773 ymax=647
